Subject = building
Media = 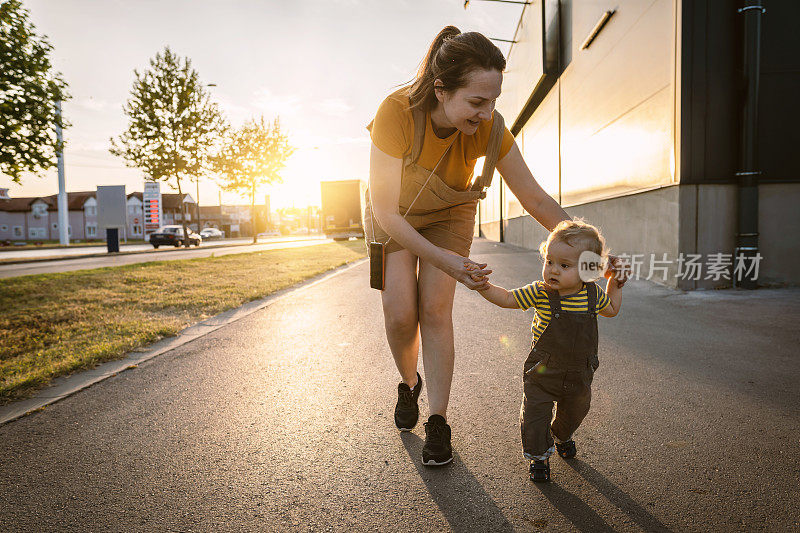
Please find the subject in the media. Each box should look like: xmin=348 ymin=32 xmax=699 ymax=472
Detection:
xmin=481 ymin=0 xmax=798 ymax=289
xmin=198 ymin=205 xmax=243 ymax=237
xmin=0 ymin=190 xmax=194 ymax=242
xmin=0 ymin=190 xmax=98 ymax=241
xmin=161 ymin=193 xmax=195 ymax=227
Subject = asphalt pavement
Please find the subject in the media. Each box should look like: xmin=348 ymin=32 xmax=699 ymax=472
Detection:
xmin=0 ymin=236 xmax=315 ymax=260
xmin=0 ymin=239 xmax=798 ymax=531
xmin=0 ymin=236 xmax=330 ymax=279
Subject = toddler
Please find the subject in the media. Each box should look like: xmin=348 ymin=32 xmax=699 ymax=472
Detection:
xmin=471 ymin=219 xmax=623 ymax=482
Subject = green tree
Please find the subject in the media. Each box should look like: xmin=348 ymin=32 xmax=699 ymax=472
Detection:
xmin=0 ymin=0 xmax=69 ymax=184
xmin=214 ymin=117 xmax=294 ymax=243
xmin=110 ymin=46 xmax=226 ymax=246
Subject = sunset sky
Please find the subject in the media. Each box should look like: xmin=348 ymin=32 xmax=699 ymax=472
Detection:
xmin=12 ymin=0 xmax=523 ymax=209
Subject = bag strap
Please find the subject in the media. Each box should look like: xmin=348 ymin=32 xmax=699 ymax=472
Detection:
xmin=410 ymin=107 xmax=426 ymax=164
xmin=471 ymin=111 xmax=505 ymax=192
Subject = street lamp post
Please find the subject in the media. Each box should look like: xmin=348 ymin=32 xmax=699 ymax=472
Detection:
xmin=55 ymin=100 xmax=69 ymax=246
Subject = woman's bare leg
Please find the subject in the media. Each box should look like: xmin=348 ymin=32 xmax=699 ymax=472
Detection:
xmin=381 ymin=249 xmax=421 ymax=387
xmin=417 ymin=253 xmax=458 ymax=417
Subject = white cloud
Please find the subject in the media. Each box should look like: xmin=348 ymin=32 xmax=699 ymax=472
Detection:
xmin=314 ymin=98 xmax=353 ymax=117
xmin=252 ymin=87 xmax=302 ymax=118
xmin=335 ymin=136 xmax=370 ymax=145
xmin=68 ymin=140 xmax=112 ymax=152
xmin=73 ymin=98 xmax=117 ymax=112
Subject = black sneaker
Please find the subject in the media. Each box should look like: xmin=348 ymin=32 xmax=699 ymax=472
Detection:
xmin=555 ymin=439 xmax=577 ymax=459
xmin=529 ymin=459 xmax=550 ymax=482
xmin=394 ymin=372 xmax=422 ymax=431
xmin=422 ymin=414 xmax=453 ymax=466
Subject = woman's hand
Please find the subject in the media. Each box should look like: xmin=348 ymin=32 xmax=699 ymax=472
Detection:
xmin=605 ymin=254 xmax=630 ymax=288
xmin=441 ymin=254 xmax=492 ymax=290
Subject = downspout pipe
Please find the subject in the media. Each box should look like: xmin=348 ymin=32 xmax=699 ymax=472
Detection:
xmin=734 ymin=1 xmax=765 ymax=289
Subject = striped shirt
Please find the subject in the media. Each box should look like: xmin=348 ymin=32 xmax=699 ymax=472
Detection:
xmin=512 ymin=281 xmax=611 ymax=345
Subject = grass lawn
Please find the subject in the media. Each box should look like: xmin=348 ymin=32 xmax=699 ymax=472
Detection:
xmin=0 ymin=240 xmax=366 ymax=404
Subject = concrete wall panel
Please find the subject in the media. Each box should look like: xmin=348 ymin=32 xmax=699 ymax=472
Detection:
xmin=560 ymin=0 xmax=675 ymax=200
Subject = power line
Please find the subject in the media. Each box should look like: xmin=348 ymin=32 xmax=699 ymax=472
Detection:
xmin=68 ymin=163 xmax=141 ymax=170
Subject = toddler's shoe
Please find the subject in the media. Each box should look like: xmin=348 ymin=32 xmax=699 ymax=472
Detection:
xmin=529 ymin=459 xmax=550 ymax=482
xmin=555 ymin=439 xmax=577 ymax=459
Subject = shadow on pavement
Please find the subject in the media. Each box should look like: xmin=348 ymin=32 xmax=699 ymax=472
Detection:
xmin=534 ymin=480 xmax=615 ymax=532
xmin=564 ymin=459 xmax=674 ymax=533
xmin=400 ymin=432 xmax=514 ymax=532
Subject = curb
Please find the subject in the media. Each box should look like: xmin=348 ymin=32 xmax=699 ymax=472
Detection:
xmin=0 ymin=237 xmax=326 ymax=266
xmin=0 ymin=257 xmax=368 ymax=426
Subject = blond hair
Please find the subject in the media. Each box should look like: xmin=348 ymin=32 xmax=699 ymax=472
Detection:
xmin=538 ymin=218 xmax=609 ymax=260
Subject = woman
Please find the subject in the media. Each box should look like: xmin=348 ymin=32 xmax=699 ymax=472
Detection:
xmin=366 ymin=26 xmax=622 ymax=466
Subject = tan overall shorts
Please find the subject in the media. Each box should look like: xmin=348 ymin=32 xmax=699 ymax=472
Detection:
xmin=364 ymin=108 xmax=506 ymax=258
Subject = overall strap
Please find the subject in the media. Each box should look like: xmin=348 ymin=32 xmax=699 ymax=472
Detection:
xmin=470 ymin=111 xmax=506 ymax=193
xmin=410 ymin=107 xmax=426 ymax=164
xmin=545 ymin=288 xmax=562 ymax=317
xmin=587 ymin=282 xmax=598 ymax=316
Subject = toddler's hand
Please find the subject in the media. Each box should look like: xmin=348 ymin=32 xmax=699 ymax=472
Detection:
xmin=465 ymin=260 xmax=489 ymax=283
xmin=605 ymin=255 xmax=630 ymax=288
xmin=451 ymin=256 xmax=491 ymax=290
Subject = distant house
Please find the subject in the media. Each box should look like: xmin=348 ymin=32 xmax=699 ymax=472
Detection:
xmin=162 ymin=193 xmax=195 ymax=227
xmin=0 ymin=191 xmax=98 ymax=241
xmin=0 ymin=190 xmax=194 ymax=242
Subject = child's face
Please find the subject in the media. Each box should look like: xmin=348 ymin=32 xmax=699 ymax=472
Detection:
xmin=542 ymin=239 xmax=583 ymax=291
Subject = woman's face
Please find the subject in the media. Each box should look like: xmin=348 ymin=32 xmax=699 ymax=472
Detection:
xmin=435 ymin=68 xmax=502 ymax=135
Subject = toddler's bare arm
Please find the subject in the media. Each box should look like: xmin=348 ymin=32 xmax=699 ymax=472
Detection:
xmin=599 ymin=277 xmax=623 ymax=317
xmin=476 ymin=282 xmax=520 ymax=309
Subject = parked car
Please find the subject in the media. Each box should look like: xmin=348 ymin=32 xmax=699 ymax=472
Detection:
xmin=257 ymin=230 xmax=281 ymax=238
xmin=200 ymin=227 xmax=224 ymax=240
xmin=149 ymin=225 xmax=202 ymax=248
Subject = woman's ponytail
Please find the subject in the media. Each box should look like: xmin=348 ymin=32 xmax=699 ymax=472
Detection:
xmin=418 ymin=25 xmax=462 ymax=81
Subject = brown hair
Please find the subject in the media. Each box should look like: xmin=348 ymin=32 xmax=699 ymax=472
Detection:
xmin=406 ymin=26 xmax=506 ymax=112
xmin=538 ymin=218 xmax=609 ymax=259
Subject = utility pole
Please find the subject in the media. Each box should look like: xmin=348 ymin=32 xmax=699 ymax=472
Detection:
xmin=196 ymin=177 xmax=201 ymax=231
xmin=55 ymin=100 xmax=69 ymax=246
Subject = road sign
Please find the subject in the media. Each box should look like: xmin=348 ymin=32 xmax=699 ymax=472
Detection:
xmin=97 ymin=185 xmax=127 ymax=230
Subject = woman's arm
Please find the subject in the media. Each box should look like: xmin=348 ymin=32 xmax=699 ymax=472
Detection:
xmin=370 ymin=143 xmax=491 ymax=289
xmin=496 ymin=143 xmax=570 ymax=232
xmin=496 ymin=142 xmax=629 ymax=287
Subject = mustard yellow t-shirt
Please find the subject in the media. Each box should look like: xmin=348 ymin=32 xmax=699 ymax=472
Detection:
xmin=369 ymin=88 xmax=515 ymax=191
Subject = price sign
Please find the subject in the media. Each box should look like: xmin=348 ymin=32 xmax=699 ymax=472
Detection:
xmin=143 ymin=182 xmax=162 ymax=237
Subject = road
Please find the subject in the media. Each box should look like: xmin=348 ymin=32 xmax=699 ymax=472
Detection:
xmin=0 ymin=240 xmax=798 ymax=531
xmin=0 ymin=235 xmax=321 ymax=259
xmin=0 ymin=237 xmax=331 ymax=279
